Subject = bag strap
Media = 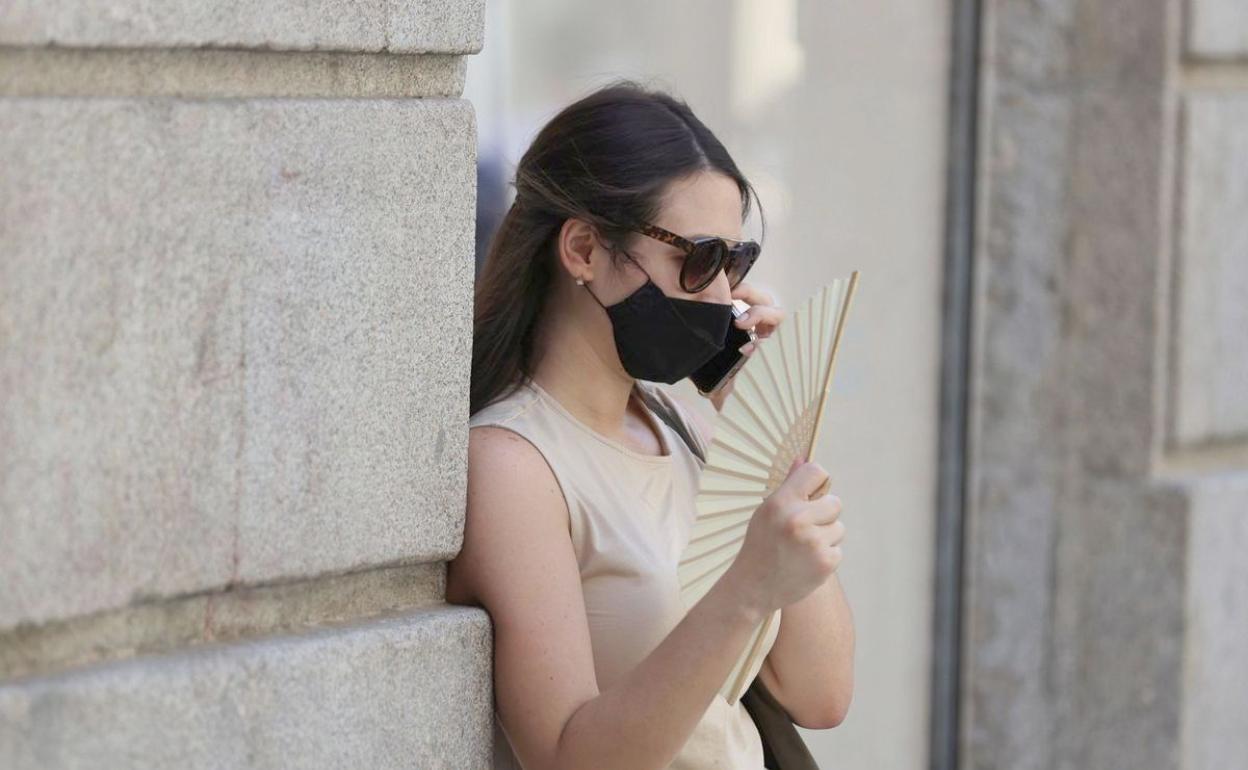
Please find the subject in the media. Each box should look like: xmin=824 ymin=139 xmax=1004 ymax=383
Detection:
xmin=635 ymin=386 xmax=706 ymax=463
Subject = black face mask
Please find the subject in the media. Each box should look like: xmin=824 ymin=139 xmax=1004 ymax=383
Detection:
xmin=582 ymin=259 xmax=733 ymax=384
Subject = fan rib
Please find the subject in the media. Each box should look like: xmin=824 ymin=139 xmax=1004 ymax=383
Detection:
xmin=813 ymin=286 xmax=830 ymax=403
xmin=723 ymin=618 xmax=769 ymax=703
xmin=729 ymin=610 xmax=778 ymax=703
xmin=709 ymin=434 xmax=772 ymax=472
xmin=719 ymin=403 xmax=780 ymax=453
xmin=698 ymin=487 xmax=765 ymax=498
xmin=680 ymin=550 xmax=741 ymax=591
xmin=741 ymin=368 xmax=790 ymax=451
xmin=687 ymin=518 xmax=750 ymax=546
xmin=788 ymin=303 xmax=808 ymax=429
xmin=762 ymin=339 xmax=800 ymax=438
xmin=694 ymin=503 xmax=756 ymax=520
xmin=805 ymin=291 xmax=818 ymax=408
xmin=760 ymin=338 xmax=795 ymax=427
xmin=702 ymin=464 xmax=770 ymax=485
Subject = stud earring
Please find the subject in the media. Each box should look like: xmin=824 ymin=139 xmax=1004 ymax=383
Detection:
xmin=576 ymin=278 xmax=585 ymax=285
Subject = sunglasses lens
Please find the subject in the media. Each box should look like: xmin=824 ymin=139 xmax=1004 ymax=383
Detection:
xmin=683 ymin=240 xmax=727 ymax=291
xmin=726 ymin=242 xmax=760 ymax=287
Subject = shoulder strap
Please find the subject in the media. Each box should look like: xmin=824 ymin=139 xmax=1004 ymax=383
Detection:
xmin=636 ymin=385 xmax=707 ymax=464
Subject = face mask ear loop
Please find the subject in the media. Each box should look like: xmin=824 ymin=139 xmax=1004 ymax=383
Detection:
xmin=580 ymin=253 xmax=610 ymax=311
xmin=581 ymin=279 xmax=609 ymax=311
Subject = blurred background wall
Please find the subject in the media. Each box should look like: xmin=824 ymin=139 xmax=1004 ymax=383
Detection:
xmin=466 ymin=1 xmax=952 ymax=767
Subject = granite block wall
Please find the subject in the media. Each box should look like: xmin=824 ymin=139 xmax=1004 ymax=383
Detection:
xmin=0 ymin=3 xmax=491 ymax=767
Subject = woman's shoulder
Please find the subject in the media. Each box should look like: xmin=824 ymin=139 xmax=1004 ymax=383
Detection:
xmin=469 ymin=380 xmax=541 ymax=429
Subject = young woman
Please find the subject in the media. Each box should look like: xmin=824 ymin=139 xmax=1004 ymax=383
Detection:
xmin=447 ymin=80 xmax=854 ymax=770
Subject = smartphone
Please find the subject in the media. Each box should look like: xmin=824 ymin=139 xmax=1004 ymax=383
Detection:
xmin=689 ymin=304 xmax=756 ymax=395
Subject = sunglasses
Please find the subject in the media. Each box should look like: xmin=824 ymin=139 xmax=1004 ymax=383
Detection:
xmin=627 ymin=223 xmax=762 ymax=293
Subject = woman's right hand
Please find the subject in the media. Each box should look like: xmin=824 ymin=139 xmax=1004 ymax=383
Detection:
xmin=725 ymin=456 xmax=846 ymax=617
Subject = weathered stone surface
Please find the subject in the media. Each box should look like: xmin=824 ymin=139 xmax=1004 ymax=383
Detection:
xmin=1172 ymin=94 xmax=1248 ymax=448
xmin=961 ymin=1 xmax=1235 ymax=769
xmin=0 ymin=561 xmax=446 ymax=682
xmin=1181 ymin=475 xmax=1248 ymax=770
xmin=0 ymin=97 xmax=477 ymax=631
xmin=1050 ymin=479 xmax=1189 ymax=770
xmin=0 ymin=47 xmax=468 ymax=99
xmin=0 ymin=605 xmax=493 ymax=769
xmin=962 ymin=78 xmax=1071 ymax=770
xmin=1186 ymin=0 xmax=1248 ymax=58
xmin=0 ymin=0 xmax=485 ymax=54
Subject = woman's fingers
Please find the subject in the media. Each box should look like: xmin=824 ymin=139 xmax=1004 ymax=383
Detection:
xmin=731 ymin=281 xmax=785 ymax=339
xmin=821 ymin=518 xmax=846 ymax=547
xmin=734 ymin=304 xmax=785 ymax=336
xmin=730 ymin=281 xmax=776 ymax=307
xmin=807 ymin=493 xmax=843 ymax=526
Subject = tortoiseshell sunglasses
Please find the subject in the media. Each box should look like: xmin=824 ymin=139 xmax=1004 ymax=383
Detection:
xmin=627 ymin=223 xmax=762 ymax=293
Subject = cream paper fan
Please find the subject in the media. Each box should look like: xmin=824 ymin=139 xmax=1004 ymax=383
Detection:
xmin=678 ymin=270 xmax=860 ymax=704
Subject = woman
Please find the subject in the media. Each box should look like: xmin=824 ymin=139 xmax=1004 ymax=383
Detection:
xmin=447 ymin=80 xmax=854 ymax=770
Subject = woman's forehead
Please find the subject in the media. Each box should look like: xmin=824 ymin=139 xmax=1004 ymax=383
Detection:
xmin=655 ymin=172 xmax=745 ymax=241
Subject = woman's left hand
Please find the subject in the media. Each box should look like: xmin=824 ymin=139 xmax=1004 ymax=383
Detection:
xmin=707 ymin=281 xmax=785 ymax=413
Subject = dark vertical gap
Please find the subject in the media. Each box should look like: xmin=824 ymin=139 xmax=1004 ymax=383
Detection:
xmin=931 ymin=0 xmax=981 ymax=768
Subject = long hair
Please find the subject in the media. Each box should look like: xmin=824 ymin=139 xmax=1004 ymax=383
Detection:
xmin=470 ymin=78 xmax=766 ymax=416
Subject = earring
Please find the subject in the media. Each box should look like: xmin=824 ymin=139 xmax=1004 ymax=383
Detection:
xmin=576 ymin=278 xmax=585 ymax=285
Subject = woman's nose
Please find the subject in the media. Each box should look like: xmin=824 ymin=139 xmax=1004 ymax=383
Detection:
xmin=697 ymin=269 xmax=733 ymax=304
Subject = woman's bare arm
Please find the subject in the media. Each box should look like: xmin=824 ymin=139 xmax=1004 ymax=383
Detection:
xmin=451 ymin=426 xmax=765 ymax=770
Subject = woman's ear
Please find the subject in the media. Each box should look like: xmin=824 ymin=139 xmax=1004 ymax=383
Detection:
xmin=556 ymin=217 xmax=599 ymax=283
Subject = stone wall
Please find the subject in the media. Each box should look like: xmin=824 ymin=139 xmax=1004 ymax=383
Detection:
xmin=961 ymin=0 xmax=1248 ymax=768
xmin=0 ymin=2 xmax=491 ymax=767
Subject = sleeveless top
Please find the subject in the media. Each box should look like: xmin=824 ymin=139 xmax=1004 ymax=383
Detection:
xmin=469 ymin=376 xmax=779 ymax=770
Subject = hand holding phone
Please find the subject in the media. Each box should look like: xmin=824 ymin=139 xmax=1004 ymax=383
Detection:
xmin=689 ymin=304 xmax=756 ymax=395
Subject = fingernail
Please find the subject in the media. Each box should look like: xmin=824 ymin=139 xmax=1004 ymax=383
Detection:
xmin=738 ymin=311 xmax=750 ymax=323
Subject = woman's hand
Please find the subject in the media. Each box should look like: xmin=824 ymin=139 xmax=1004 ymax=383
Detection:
xmin=707 ymin=281 xmax=785 ymax=412
xmin=725 ymin=455 xmax=845 ymax=616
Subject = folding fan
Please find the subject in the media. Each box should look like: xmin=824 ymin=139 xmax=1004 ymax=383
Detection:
xmin=678 ymin=270 xmax=860 ymax=705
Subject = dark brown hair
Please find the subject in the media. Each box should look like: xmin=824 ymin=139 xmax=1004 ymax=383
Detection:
xmin=470 ymin=78 xmax=767 ymax=416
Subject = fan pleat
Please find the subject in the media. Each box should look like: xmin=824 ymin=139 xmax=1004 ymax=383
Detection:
xmin=732 ymin=382 xmax=784 ymax=447
xmin=696 ymin=487 xmax=765 ymax=498
xmin=716 ymin=410 xmax=778 ymax=458
xmin=748 ymin=336 xmax=788 ymax=429
xmin=709 ymin=435 xmax=773 ymax=472
xmin=739 ymin=368 xmax=788 ymax=448
xmin=687 ymin=518 xmax=752 ymax=546
xmin=773 ymin=318 xmax=803 ymax=426
xmin=804 ymin=291 xmax=818 ymax=408
xmin=681 ymin=551 xmax=742 ymax=593
xmin=693 ymin=501 xmax=757 ymax=519
xmin=702 ymin=463 xmax=771 ymax=485
xmin=726 ymin=609 xmax=780 ymax=701
xmin=682 ymin=529 xmax=745 ymax=563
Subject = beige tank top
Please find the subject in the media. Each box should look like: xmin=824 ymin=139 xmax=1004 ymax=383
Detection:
xmin=469 ymin=376 xmax=778 ymax=770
